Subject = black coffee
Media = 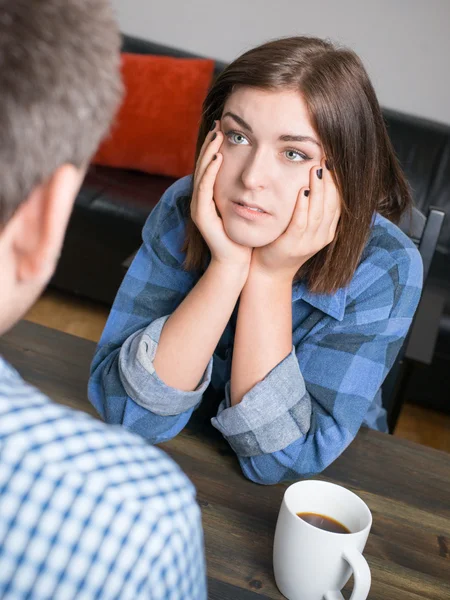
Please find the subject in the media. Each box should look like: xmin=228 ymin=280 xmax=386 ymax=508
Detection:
xmin=297 ymin=512 xmax=351 ymax=534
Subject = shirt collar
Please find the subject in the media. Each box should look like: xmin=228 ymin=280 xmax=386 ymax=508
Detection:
xmin=292 ymin=279 xmax=348 ymax=321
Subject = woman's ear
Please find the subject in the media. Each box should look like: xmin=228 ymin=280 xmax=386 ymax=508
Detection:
xmin=11 ymin=164 xmax=84 ymax=284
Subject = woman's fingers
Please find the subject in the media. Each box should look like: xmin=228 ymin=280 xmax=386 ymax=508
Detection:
xmin=322 ymin=159 xmax=339 ymax=218
xmin=192 ymin=128 xmax=223 ymax=218
xmin=195 ymin=121 xmax=216 ymax=175
xmin=194 ymin=152 xmax=223 ymax=222
xmin=194 ymin=131 xmax=223 ymax=195
xmin=307 ymin=163 xmax=325 ymax=228
xmin=194 ymin=121 xmax=221 ymax=182
xmin=327 ymin=202 xmax=342 ymax=244
xmin=321 ymin=157 xmax=341 ymax=242
xmin=285 ymin=157 xmax=340 ymax=253
xmin=287 ymin=187 xmax=310 ymax=236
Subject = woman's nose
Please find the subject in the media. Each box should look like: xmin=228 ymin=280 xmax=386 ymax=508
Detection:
xmin=240 ymin=151 xmax=269 ymax=191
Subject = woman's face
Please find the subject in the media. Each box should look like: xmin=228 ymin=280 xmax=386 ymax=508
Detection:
xmin=214 ymin=86 xmax=325 ymax=248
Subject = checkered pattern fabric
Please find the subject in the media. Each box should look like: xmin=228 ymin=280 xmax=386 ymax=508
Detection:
xmin=89 ymin=176 xmax=423 ymax=485
xmin=0 ymin=357 xmax=206 ymax=599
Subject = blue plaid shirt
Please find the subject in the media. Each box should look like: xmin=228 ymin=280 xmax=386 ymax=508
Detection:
xmin=0 ymin=356 xmax=206 ymax=599
xmin=89 ymin=175 xmax=423 ymax=485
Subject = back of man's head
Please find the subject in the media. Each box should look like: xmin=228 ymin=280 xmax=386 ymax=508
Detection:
xmin=0 ymin=0 xmax=123 ymax=335
xmin=0 ymin=0 xmax=123 ymax=226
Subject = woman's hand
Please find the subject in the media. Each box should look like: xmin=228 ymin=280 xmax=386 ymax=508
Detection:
xmin=251 ymin=158 xmax=341 ymax=282
xmin=191 ymin=121 xmax=252 ymax=272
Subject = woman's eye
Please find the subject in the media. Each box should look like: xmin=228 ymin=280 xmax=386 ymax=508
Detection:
xmin=227 ymin=131 xmax=249 ymax=145
xmin=284 ymin=149 xmax=306 ymax=162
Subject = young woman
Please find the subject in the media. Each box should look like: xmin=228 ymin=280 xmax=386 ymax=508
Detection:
xmin=89 ymin=36 xmax=423 ymax=484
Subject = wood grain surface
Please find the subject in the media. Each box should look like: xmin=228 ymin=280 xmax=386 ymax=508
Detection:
xmin=1 ymin=321 xmax=449 ymax=599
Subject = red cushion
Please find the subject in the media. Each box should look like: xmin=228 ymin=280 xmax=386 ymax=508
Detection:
xmin=93 ymin=52 xmax=215 ymax=179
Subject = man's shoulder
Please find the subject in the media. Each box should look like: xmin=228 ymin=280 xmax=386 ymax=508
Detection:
xmin=0 ymin=358 xmax=194 ymax=506
xmin=0 ymin=362 xmax=205 ymax=599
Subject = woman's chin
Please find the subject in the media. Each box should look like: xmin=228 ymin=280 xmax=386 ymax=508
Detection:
xmin=223 ymin=222 xmax=279 ymax=248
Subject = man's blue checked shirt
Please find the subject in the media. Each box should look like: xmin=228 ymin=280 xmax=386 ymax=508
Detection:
xmin=89 ymin=175 xmax=423 ymax=485
xmin=0 ymin=357 xmax=206 ymax=599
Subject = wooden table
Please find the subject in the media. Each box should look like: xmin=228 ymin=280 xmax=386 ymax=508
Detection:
xmin=1 ymin=321 xmax=450 ymax=600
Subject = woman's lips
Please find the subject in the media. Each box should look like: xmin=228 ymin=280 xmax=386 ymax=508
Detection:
xmin=231 ymin=201 xmax=271 ymax=221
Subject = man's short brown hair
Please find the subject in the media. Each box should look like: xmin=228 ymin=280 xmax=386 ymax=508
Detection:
xmin=0 ymin=0 xmax=123 ymax=226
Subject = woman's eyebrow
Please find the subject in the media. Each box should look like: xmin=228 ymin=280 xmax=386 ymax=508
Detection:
xmin=279 ymin=134 xmax=320 ymax=146
xmin=222 ymin=112 xmax=320 ymax=146
xmin=222 ymin=111 xmax=253 ymax=132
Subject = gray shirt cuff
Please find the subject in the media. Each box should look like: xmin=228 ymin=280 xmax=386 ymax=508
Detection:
xmin=118 ymin=315 xmax=212 ymax=416
xmin=211 ymin=348 xmax=311 ymax=457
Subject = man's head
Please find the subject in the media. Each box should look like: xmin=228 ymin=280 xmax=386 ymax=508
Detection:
xmin=0 ymin=0 xmax=123 ymax=335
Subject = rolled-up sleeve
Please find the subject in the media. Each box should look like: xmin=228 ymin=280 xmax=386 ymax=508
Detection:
xmin=118 ymin=315 xmax=212 ymax=416
xmin=211 ymin=348 xmax=311 ymax=455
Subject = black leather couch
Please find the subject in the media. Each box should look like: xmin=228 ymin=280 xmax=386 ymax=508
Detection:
xmin=50 ymin=34 xmax=450 ymax=412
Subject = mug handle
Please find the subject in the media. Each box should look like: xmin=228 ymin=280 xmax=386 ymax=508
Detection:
xmin=323 ymin=547 xmax=371 ymax=600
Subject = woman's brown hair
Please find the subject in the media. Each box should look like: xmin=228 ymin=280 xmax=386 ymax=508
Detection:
xmin=183 ymin=36 xmax=412 ymax=295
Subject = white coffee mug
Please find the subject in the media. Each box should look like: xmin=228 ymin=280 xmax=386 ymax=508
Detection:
xmin=273 ymin=480 xmax=372 ymax=600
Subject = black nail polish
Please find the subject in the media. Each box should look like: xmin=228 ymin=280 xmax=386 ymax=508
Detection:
xmin=317 ymin=168 xmax=323 ymax=180
xmin=210 ymin=121 xmax=216 ymax=131
xmin=211 ymin=132 xmax=217 ymax=142
xmin=304 ymin=189 xmax=310 ymax=197
xmin=213 ymin=154 xmax=217 ymax=161
xmin=325 ymin=160 xmax=332 ymax=170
